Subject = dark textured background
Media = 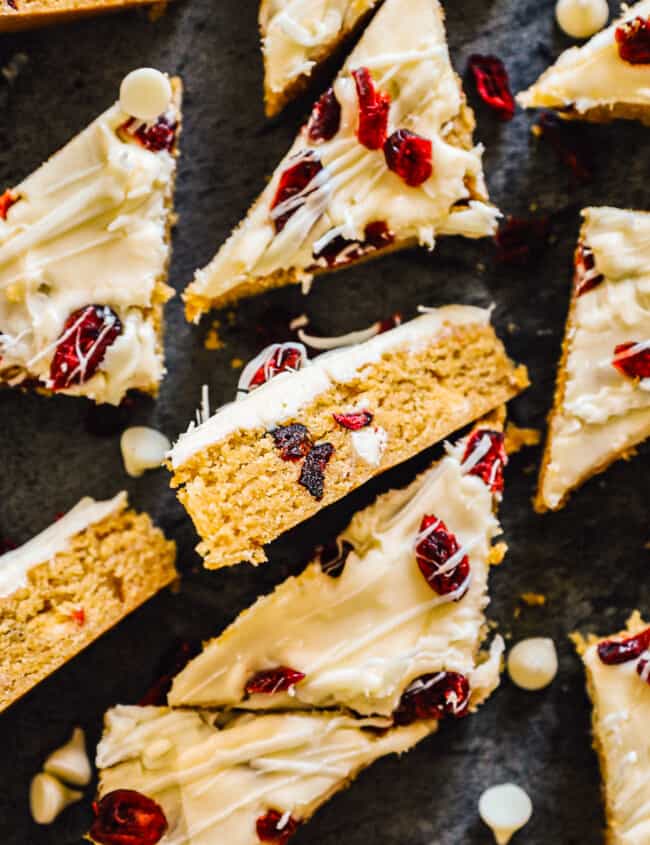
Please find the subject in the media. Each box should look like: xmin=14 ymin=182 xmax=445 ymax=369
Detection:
xmin=0 ymin=0 xmax=649 ymax=842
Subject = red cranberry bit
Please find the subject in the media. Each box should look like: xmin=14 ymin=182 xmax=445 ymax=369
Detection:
xmin=49 ymin=305 xmax=122 ymax=390
xmin=393 ymin=672 xmax=470 ymax=725
xmin=318 ymin=538 xmax=354 ymax=578
xmin=574 ymin=243 xmax=604 ymax=296
xmin=616 ymin=17 xmax=650 ymax=64
xmin=612 ymin=342 xmax=650 ymax=379
xmin=494 ymin=216 xmax=550 ymax=265
xmin=415 ymin=515 xmax=470 ymax=597
xmin=132 ymin=116 xmax=177 ymax=152
xmin=377 ymin=312 xmax=402 ymax=333
xmin=256 ymin=810 xmax=300 ymax=843
xmin=90 ymin=789 xmax=168 ymax=845
xmin=138 ymin=639 xmax=202 ymax=706
xmin=462 ymin=429 xmax=507 ymax=494
xmin=307 ymin=87 xmax=342 ymax=143
xmin=299 ymin=442 xmax=335 ymax=500
xmin=637 ymin=655 xmax=650 ymax=685
xmin=0 ymin=189 xmax=18 ymax=220
xmin=71 ymin=608 xmax=86 ymax=627
xmin=245 ymin=667 xmax=306 ymax=695
xmin=5 ymin=0 xmax=18 ymax=9
xmin=270 ymin=151 xmax=323 ymax=233
xmin=598 ymin=627 xmax=650 ymax=664
xmin=248 ymin=346 xmax=304 ymax=389
xmin=383 ymin=130 xmax=433 ymax=187
xmin=312 ymin=220 xmax=394 ymax=268
xmin=333 ymin=410 xmax=373 ymax=430
xmin=468 ymin=55 xmax=515 ymax=121
xmin=533 ymin=112 xmax=593 ymax=183
xmin=352 ymin=67 xmax=391 ymax=150
xmin=270 ymin=423 xmax=313 ymax=462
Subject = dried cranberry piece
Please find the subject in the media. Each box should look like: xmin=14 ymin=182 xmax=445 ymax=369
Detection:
xmin=598 ymin=627 xmax=650 ymax=664
xmin=90 ymin=790 xmax=168 ymax=845
xmin=462 ymin=429 xmax=507 ymax=494
xmin=138 ymin=639 xmax=202 ymax=706
xmin=415 ymin=515 xmax=470 ymax=597
xmin=136 ymin=117 xmax=177 ymax=152
xmin=612 ymin=342 xmax=650 ymax=379
xmin=5 ymin=0 xmax=18 ymax=9
xmin=271 ymin=424 xmax=313 ymax=461
xmin=318 ymin=539 xmax=354 ymax=578
xmin=377 ymin=312 xmax=402 ymax=333
xmin=637 ymin=655 xmax=650 ymax=684
xmin=249 ymin=346 xmax=304 ymax=388
xmin=352 ymin=67 xmax=391 ymax=150
xmin=71 ymin=608 xmax=86 ymax=627
xmin=0 ymin=189 xmax=18 ymax=220
xmin=256 ymin=810 xmax=300 ymax=843
xmin=245 ymin=667 xmax=306 ymax=695
xmin=333 ymin=410 xmax=373 ymax=430
xmin=49 ymin=305 xmax=122 ymax=390
xmin=533 ymin=112 xmax=593 ymax=183
xmin=383 ymin=130 xmax=433 ymax=187
xmin=468 ymin=55 xmax=515 ymax=121
xmin=299 ymin=442 xmax=335 ymax=500
xmin=271 ymin=152 xmax=323 ymax=233
xmin=307 ymin=88 xmax=342 ymax=143
xmin=616 ymin=16 xmax=650 ymax=64
xmin=312 ymin=220 xmax=394 ymax=267
xmin=574 ymin=243 xmax=604 ymax=296
xmin=494 ymin=216 xmax=550 ymax=265
xmin=393 ymin=672 xmax=470 ymax=725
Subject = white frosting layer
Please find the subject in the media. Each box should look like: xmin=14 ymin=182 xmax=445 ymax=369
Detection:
xmin=169 ymin=306 xmax=489 ymax=467
xmin=170 ymin=429 xmax=503 ymax=716
xmin=95 ymin=706 xmax=429 ymax=845
xmin=260 ymin=0 xmax=379 ymax=97
xmin=0 ymin=88 xmax=179 ymax=405
xmin=0 ymin=491 xmax=126 ymax=599
xmin=540 ymin=207 xmax=650 ymax=510
xmin=186 ymin=0 xmax=497 ymax=309
xmin=518 ymin=0 xmax=650 ymax=114
xmin=583 ymin=618 xmax=650 ymax=845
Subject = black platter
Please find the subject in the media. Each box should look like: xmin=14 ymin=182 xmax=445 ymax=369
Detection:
xmin=0 ymin=1 xmax=649 ymax=842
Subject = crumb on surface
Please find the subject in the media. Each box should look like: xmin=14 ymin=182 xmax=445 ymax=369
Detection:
xmin=505 ymin=423 xmax=541 ymax=455
xmin=230 ymin=357 xmax=244 ymax=370
xmin=520 ymin=591 xmax=546 ymax=607
xmin=204 ymin=321 xmax=224 ymax=351
xmin=488 ymin=541 xmax=508 ymax=565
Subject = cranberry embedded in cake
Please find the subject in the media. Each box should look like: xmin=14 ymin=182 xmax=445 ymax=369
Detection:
xmin=612 ymin=342 xmax=650 ymax=379
xmin=245 ymin=667 xmax=306 ymax=695
xmin=307 ymin=88 xmax=342 ymax=143
xmin=383 ymin=130 xmax=433 ymax=187
xmin=270 ymin=424 xmax=313 ymax=461
xmin=299 ymin=442 xmax=335 ymax=500
xmin=256 ymin=810 xmax=300 ymax=843
xmin=48 ymin=305 xmax=122 ymax=390
xmin=352 ymin=67 xmax=391 ymax=150
xmin=461 ymin=428 xmax=507 ymax=493
xmin=393 ymin=671 xmax=470 ymax=725
xmin=270 ymin=151 xmax=323 ymax=233
xmin=90 ymin=789 xmax=168 ymax=845
xmin=415 ymin=515 xmax=470 ymax=596
xmin=333 ymin=410 xmax=373 ymax=430
xmin=616 ymin=16 xmax=650 ymax=64
xmin=468 ymin=54 xmax=515 ymax=121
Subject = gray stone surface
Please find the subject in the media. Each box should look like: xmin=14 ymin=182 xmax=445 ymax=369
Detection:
xmin=0 ymin=0 xmax=649 ymax=842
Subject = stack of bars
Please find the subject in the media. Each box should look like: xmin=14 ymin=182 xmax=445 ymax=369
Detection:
xmin=89 ymin=414 xmax=514 ymax=844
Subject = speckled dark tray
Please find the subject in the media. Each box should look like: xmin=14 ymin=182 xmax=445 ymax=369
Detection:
xmin=0 ymin=1 xmax=649 ymax=842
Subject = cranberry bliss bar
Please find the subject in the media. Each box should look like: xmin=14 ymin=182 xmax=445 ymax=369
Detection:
xmin=260 ymin=0 xmax=381 ymax=116
xmin=573 ymin=614 xmax=650 ymax=844
xmin=517 ymin=0 xmax=650 ymax=126
xmin=536 ymin=207 xmax=650 ymax=512
xmin=169 ymin=419 xmax=507 ymax=715
xmin=0 ymin=492 xmax=176 ymax=713
xmin=0 ymin=0 xmax=168 ymax=32
xmin=167 ymin=306 xmax=528 ymax=568
xmin=183 ymin=0 xmax=499 ymax=320
xmin=0 ymin=74 xmax=182 ymax=405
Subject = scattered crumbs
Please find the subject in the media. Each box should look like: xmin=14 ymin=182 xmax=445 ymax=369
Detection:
xmin=289 ymin=313 xmax=309 ymax=331
xmin=521 ymin=592 xmax=547 ymax=607
xmin=226 ymin=310 xmax=237 ymax=326
xmin=504 ymin=423 xmax=541 ymax=455
xmin=204 ymin=320 xmax=224 ymax=351
xmin=488 ymin=541 xmax=508 ymax=565
xmin=2 ymin=52 xmax=29 ymax=84
xmin=230 ymin=357 xmax=244 ymax=370
xmin=148 ymin=0 xmax=169 ymax=22
xmin=476 ymin=261 xmax=485 ymax=273
xmin=507 ymin=321 xmax=518 ymax=334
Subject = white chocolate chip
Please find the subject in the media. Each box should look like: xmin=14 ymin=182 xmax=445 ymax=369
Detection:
xmin=120 ymin=68 xmax=172 ymax=121
xmin=479 ymin=783 xmax=533 ymax=845
xmin=120 ymin=426 xmax=171 ymax=477
xmin=555 ymin=0 xmax=608 ymax=38
xmin=44 ymin=726 xmax=91 ymax=787
xmin=29 ymin=772 xmax=82 ymax=825
xmin=351 ymin=426 xmax=388 ymax=466
xmin=507 ymin=637 xmax=558 ymax=691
